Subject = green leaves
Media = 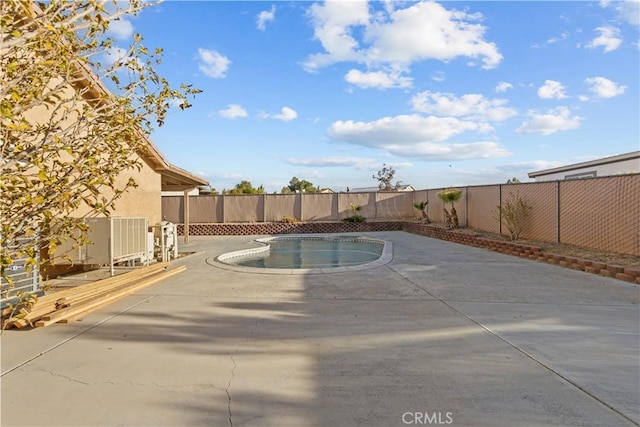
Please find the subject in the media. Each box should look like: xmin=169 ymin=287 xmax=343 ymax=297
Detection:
xmin=437 ymin=189 xmax=462 ymax=205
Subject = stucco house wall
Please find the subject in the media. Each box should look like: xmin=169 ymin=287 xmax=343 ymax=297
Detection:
xmin=529 ymin=151 xmax=640 ymax=181
xmin=99 ymin=157 xmax=163 ymax=225
xmin=19 ymin=80 xmax=166 ymax=226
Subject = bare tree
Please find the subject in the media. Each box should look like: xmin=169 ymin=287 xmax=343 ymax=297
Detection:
xmin=373 ymin=164 xmax=396 ymax=191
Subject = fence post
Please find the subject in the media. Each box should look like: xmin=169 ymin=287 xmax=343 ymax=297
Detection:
xmin=555 ymin=180 xmax=561 ymax=243
xmin=498 ymin=184 xmax=502 ymax=235
xmin=412 ymin=191 xmax=415 ymax=220
xmin=374 ymin=192 xmax=378 ymax=220
xmin=465 ymin=186 xmax=469 ymax=227
xmin=183 ymin=190 xmax=190 ymax=244
xmin=300 ymin=192 xmax=304 ymax=221
xmin=221 ymin=194 xmax=225 ymax=223
xmin=262 ymin=194 xmax=266 ymax=223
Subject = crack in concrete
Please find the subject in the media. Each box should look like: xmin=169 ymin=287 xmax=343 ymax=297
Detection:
xmin=31 ymin=368 xmax=220 ymax=390
xmin=47 ymin=370 xmax=91 ymax=386
xmin=226 ymin=353 xmax=237 ymax=427
xmin=225 ymin=319 xmax=260 ymax=427
xmin=387 ymin=264 xmax=640 ymax=427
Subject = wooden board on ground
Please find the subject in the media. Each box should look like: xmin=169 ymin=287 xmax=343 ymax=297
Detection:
xmin=2 ymin=262 xmax=184 ymax=330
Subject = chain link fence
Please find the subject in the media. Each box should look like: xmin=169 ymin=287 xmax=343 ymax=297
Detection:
xmin=162 ymin=174 xmax=639 ymax=255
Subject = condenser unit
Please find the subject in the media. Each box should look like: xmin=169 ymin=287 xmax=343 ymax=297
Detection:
xmin=151 ymin=221 xmax=178 ymax=262
xmin=52 ymin=217 xmax=149 ymax=276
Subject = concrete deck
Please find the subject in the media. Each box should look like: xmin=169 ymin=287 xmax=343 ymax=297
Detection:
xmin=1 ymin=231 xmax=638 ymax=427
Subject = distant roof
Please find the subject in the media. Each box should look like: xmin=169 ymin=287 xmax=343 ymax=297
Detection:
xmin=528 ymin=151 xmax=640 ymax=178
xmin=350 ymin=185 xmax=415 ymax=192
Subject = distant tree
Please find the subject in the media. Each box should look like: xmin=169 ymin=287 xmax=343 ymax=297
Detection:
xmin=373 ymin=164 xmax=397 ymax=191
xmin=198 ymin=186 xmax=218 ymax=195
xmin=506 ymin=177 xmax=521 ymax=184
xmin=225 ymin=181 xmax=264 ymax=195
xmin=281 ymin=177 xmax=318 ymax=194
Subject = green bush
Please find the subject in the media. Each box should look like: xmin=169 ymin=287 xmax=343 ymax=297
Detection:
xmin=343 ymin=204 xmax=367 ymax=222
xmin=343 ymin=215 xmax=367 ymax=223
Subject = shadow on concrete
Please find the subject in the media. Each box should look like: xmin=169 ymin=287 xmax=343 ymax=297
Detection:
xmin=2 ymin=233 xmax=638 ymax=427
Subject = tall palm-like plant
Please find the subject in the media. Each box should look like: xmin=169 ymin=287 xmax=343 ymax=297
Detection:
xmin=413 ymin=201 xmax=429 ymax=223
xmin=437 ymin=189 xmax=462 ymax=228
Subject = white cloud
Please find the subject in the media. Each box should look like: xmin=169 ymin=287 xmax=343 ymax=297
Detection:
xmin=218 ymin=104 xmax=248 ymax=119
xmin=431 ymin=71 xmax=446 ymax=82
xmin=304 ymin=1 xmax=502 ymax=76
xmin=586 ymin=26 xmax=622 ymax=52
xmin=365 ymin=2 xmax=502 ymax=68
xmin=410 ymin=91 xmax=517 ymax=122
xmin=102 ymin=46 xmax=127 ymax=66
xmin=495 ymin=81 xmax=513 ymax=93
xmin=546 ymin=31 xmax=570 ymax=45
xmin=516 ymin=107 xmax=583 ymax=136
xmin=329 ymin=114 xmax=481 ymax=145
xmin=102 ymin=46 xmax=142 ymax=68
xmin=345 ymin=69 xmax=413 ymax=89
xmin=600 ymin=0 xmax=640 ymax=25
xmin=499 ymin=160 xmax=565 ymax=173
xmin=384 ymin=141 xmax=511 ymax=160
xmin=584 ymin=76 xmax=627 ymax=98
xmin=285 ymin=156 xmax=379 ymax=169
xmin=257 ymin=5 xmax=276 ymax=31
xmin=198 ymin=48 xmax=231 ymax=79
xmin=304 ymin=1 xmax=369 ymax=71
xmin=537 ymin=80 xmax=568 ymax=99
xmin=326 ymin=114 xmax=508 ymax=160
xmin=261 ymin=107 xmax=298 ymax=121
xmin=107 ymin=18 xmax=134 ymax=40
xmin=532 ymin=31 xmax=570 ymax=48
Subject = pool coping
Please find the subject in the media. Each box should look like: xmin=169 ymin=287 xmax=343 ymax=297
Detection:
xmin=207 ymin=234 xmax=393 ymax=275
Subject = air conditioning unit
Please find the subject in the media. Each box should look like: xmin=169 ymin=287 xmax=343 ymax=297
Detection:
xmin=151 ymin=221 xmax=178 ymax=262
xmin=52 ymin=217 xmax=149 ymax=275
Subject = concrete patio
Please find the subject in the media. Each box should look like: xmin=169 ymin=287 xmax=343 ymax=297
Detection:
xmin=1 ymin=231 xmax=638 ymax=426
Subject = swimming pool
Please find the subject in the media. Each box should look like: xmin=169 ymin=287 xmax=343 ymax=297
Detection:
xmin=213 ymin=235 xmax=393 ymax=274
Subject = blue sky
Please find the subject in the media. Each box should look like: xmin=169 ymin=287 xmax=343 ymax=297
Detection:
xmin=110 ymin=1 xmax=639 ymax=192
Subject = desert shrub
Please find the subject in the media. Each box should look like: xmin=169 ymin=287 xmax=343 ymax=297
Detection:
xmin=281 ymin=217 xmax=300 ymax=223
xmin=494 ymin=192 xmax=532 ymax=241
xmin=343 ymin=204 xmax=367 ymax=222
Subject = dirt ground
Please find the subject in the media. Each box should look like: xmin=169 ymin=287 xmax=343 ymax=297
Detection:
xmin=448 ymin=226 xmax=640 ymax=268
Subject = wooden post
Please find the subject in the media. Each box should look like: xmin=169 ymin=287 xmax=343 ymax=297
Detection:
xmin=183 ymin=189 xmax=190 ymax=244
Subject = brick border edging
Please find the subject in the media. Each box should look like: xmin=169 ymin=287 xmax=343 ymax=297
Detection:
xmin=176 ymin=222 xmax=639 ymax=285
xmin=401 ymin=223 xmax=639 ymax=285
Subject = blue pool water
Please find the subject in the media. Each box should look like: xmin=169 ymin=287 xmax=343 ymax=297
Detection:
xmin=225 ymin=237 xmax=384 ymax=269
